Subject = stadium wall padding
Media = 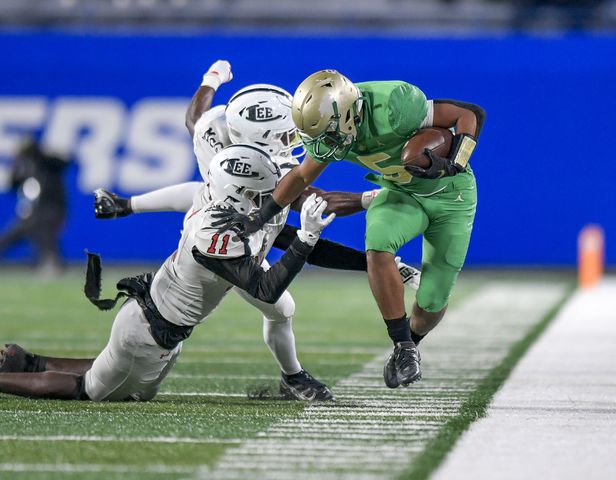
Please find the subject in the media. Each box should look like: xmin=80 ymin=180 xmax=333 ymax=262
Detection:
xmin=0 ymin=31 xmax=614 ymax=266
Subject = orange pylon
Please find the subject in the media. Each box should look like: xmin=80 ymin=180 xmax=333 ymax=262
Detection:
xmin=578 ymin=225 xmax=604 ymax=289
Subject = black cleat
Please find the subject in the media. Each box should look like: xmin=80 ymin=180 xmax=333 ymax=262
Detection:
xmin=0 ymin=344 xmax=42 ymax=373
xmin=383 ymin=352 xmax=400 ymax=388
xmin=280 ymin=370 xmax=335 ymax=401
xmin=383 ymin=341 xmax=421 ymax=388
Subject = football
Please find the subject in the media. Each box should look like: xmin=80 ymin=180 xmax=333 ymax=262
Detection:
xmin=401 ymin=127 xmax=454 ymax=169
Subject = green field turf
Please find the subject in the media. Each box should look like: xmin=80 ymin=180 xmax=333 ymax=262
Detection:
xmin=0 ymin=269 xmax=574 ymax=479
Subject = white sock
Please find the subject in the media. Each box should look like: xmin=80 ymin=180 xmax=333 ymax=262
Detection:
xmin=262 ymin=316 xmax=301 ymax=375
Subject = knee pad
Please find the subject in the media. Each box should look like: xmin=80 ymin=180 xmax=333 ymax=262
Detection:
xmin=268 ymin=291 xmax=296 ymax=323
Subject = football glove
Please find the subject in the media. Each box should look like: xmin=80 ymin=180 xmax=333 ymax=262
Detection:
xmin=405 ymin=133 xmax=476 ymax=180
xmin=94 ymin=189 xmax=132 ymax=219
xmin=297 ymin=193 xmax=336 ymax=246
xmin=201 ymin=60 xmax=233 ymax=90
xmin=211 ymin=195 xmax=283 ymax=237
xmin=395 ymin=256 xmax=421 ymax=291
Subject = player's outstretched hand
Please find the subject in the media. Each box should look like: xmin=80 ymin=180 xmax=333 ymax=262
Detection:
xmin=94 ymin=189 xmax=132 ymax=219
xmin=210 ymin=209 xmax=263 ymax=237
xmin=201 ymin=60 xmax=233 ymax=90
xmin=405 ymin=149 xmax=462 ymax=179
xmin=297 ymin=193 xmax=336 ymax=246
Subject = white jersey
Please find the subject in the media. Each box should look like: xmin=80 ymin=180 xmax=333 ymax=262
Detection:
xmin=191 ymin=105 xmax=300 ymax=278
xmin=150 ymin=192 xmax=274 ymax=328
xmin=193 ymin=105 xmax=231 ymax=181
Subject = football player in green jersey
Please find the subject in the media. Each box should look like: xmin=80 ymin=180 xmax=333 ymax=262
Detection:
xmin=213 ymin=69 xmax=485 ymax=388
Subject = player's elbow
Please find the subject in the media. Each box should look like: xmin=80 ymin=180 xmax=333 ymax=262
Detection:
xmin=252 ymin=287 xmax=282 ymax=304
xmin=185 ymin=113 xmax=196 ymax=137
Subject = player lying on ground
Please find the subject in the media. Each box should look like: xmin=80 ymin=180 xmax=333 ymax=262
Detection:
xmin=212 ymin=69 xmax=486 ymax=389
xmin=0 ymin=145 xmax=336 ymax=402
xmin=91 ymin=61 xmax=420 ymax=398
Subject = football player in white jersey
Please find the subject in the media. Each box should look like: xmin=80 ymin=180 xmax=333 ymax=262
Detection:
xmin=0 ymin=145 xmax=337 ymax=402
xmin=92 ymin=61 xmax=420 ymax=399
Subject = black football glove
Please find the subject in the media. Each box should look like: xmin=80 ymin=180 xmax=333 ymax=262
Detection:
xmin=94 ymin=189 xmax=132 ymax=219
xmin=405 ymin=149 xmax=461 ymax=179
xmin=210 ymin=196 xmax=284 ymax=237
xmin=405 ymin=133 xmax=476 ymax=180
xmin=210 ymin=210 xmax=264 ymax=237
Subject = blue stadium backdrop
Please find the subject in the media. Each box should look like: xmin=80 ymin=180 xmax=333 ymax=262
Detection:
xmin=0 ymin=31 xmax=614 ymax=266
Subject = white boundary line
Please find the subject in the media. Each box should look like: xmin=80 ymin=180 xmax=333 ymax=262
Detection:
xmin=433 ymin=279 xmax=616 ymax=480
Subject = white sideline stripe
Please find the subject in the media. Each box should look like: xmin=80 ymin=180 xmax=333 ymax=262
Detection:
xmin=0 ymin=463 xmax=193 ymax=474
xmin=203 ymin=283 xmax=568 ymax=480
xmin=433 ymin=279 xmax=616 ymax=480
xmin=0 ymin=435 xmax=243 ymax=444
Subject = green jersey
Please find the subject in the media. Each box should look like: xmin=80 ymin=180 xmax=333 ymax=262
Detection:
xmin=306 ymin=80 xmax=471 ymax=196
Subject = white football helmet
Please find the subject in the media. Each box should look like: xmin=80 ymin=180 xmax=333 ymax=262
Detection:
xmin=208 ymin=144 xmax=281 ymax=214
xmin=225 ymin=84 xmax=303 ymax=158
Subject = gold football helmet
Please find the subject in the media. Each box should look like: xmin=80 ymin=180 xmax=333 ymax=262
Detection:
xmin=291 ymin=70 xmax=363 ymax=161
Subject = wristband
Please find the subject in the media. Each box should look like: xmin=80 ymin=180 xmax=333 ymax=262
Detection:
xmin=450 ymin=134 xmax=477 ymax=170
xmin=361 ymin=189 xmax=379 ymax=210
xmin=297 ymin=229 xmax=319 ymax=247
xmin=201 ymin=73 xmax=222 ymax=91
xmin=257 ymin=196 xmax=284 ymax=224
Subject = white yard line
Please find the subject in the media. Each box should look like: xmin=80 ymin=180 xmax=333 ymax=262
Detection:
xmin=203 ymin=283 xmax=568 ymax=480
xmin=432 ymin=279 xmax=616 ymax=480
xmin=0 ymin=435 xmax=243 ymax=444
xmin=0 ymin=463 xmax=194 ymax=474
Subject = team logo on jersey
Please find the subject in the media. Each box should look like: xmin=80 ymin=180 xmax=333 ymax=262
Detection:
xmin=239 ymin=104 xmax=282 ymax=122
xmin=202 ymin=127 xmax=224 ymax=152
xmin=221 ymin=158 xmax=260 ymax=177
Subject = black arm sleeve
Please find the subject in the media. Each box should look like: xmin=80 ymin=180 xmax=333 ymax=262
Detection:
xmin=192 ymin=237 xmax=314 ymax=304
xmin=274 ymin=224 xmax=368 ymax=272
xmin=434 ymin=99 xmax=486 ymax=139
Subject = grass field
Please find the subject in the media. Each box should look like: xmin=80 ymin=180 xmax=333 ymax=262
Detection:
xmin=0 ymin=268 xmax=574 ymax=479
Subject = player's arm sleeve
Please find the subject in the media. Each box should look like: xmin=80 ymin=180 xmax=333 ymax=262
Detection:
xmin=419 ymin=100 xmax=434 ymax=129
xmin=433 ymin=99 xmax=486 ymax=139
xmin=130 ymin=182 xmax=202 ymax=213
xmin=192 ymin=235 xmax=314 ymax=304
xmin=274 ymin=224 xmax=368 ymax=271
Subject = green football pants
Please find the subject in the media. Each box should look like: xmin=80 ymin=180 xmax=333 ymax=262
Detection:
xmin=365 ymin=172 xmax=477 ymax=312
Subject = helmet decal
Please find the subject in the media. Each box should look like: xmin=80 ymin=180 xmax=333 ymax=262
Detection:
xmin=220 ymin=157 xmax=261 ymax=178
xmin=239 ymin=104 xmax=283 ymax=123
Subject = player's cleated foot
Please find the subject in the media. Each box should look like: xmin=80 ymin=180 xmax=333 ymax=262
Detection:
xmin=0 ymin=344 xmax=41 ymax=373
xmin=280 ymin=369 xmax=335 ymax=401
xmin=383 ymin=352 xmax=400 ymax=388
xmin=383 ymin=341 xmax=421 ymax=388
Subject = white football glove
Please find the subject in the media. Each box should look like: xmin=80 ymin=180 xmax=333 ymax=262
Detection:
xmin=201 ymin=60 xmax=233 ymax=90
xmin=395 ymin=256 xmax=421 ymax=291
xmin=297 ymin=193 xmax=336 ymax=246
xmin=361 ymin=189 xmax=380 ymax=209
